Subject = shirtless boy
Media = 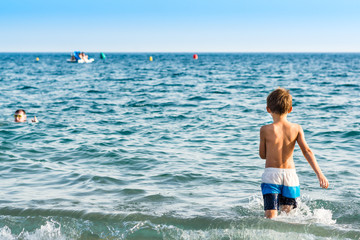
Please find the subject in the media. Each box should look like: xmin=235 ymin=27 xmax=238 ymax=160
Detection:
xmin=259 ymin=88 xmax=329 ymax=219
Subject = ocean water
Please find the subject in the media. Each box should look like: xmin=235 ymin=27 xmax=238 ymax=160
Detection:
xmin=0 ymin=53 xmax=359 ymax=239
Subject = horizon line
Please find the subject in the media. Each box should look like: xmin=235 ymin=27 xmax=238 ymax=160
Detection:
xmin=1 ymin=51 xmax=360 ymax=54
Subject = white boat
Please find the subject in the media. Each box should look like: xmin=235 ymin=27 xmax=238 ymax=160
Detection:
xmin=67 ymin=51 xmax=94 ymax=63
xmin=67 ymin=58 xmax=94 ymax=63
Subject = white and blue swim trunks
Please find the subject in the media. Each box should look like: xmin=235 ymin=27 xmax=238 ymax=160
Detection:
xmin=261 ymin=168 xmax=300 ymax=210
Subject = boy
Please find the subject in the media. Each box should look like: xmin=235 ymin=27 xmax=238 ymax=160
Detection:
xmin=259 ymin=88 xmax=329 ymax=219
xmin=14 ymin=109 xmax=38 ymax=123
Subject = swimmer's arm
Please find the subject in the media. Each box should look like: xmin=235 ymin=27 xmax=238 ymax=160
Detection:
xmin=297 ymin=125 xmax=329 ymax=189
xmin=259 ymin=126 xmax=266 ymax=159
xmin=31 ymin=116 xmax=39 ymax=123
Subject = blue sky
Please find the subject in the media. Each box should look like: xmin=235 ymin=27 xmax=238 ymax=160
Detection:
xmin=0 ymin=0 xmax=359 ymax=52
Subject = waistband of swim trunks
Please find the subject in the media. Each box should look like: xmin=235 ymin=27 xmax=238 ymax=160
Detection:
xmin=264 ymin=167 xmax=297 ymax=173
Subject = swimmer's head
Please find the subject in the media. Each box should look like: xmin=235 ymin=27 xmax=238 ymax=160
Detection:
xmin=266 ymin=88 xmax=292 ymax=115
xmin=14 ymin=109 xmax=27 ymax=123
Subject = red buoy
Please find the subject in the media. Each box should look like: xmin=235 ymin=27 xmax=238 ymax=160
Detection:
xmin=193 ymin=54 xmax=198 ymax=60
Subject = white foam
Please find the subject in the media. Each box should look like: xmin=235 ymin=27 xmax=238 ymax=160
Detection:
xmin=163 ymin=227 xmax=339 ymax=240
xmin=0 ymin=226 xmax=15 ymax=240
xmin=248 ymin=194 xmax=336 ymax=225
xmin=276 ymin=199 xmax=336 ymax=225
xmin=0 ymin=220 xmax=66 ymax=240
xmin=248 ymin=193 xmax=265 ymax=211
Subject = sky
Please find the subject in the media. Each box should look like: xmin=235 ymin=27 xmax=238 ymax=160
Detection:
xmin=0 ymin=0 xmax=359 ymax=52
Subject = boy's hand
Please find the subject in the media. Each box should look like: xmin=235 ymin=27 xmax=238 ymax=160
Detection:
xmin=318 ymin=174 xmax=329 ymax=189
xmin=32 ymin=116 xmax=39 ymax=123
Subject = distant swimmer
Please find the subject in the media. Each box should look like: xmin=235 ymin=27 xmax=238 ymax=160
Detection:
xmin=259 ymin=88 xmax=328 ymax=219
xmin=14 ymin=109 xmax=38 ymax=123
xmin=80 ymin=52 xmax=89 ymax=61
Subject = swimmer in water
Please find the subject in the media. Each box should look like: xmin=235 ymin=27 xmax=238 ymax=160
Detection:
xmin=14 ymin=109 xmax=38 ymax=123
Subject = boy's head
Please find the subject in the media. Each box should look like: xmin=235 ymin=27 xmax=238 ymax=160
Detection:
xmin=266 ymin=88 xmax=292 ymax=115
xmin=14 ymin=109 xmax=27 ymax=122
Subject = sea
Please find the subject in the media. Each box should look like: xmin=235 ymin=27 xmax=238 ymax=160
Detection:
xmin=0 ymin=53 xmax=359 ymax=240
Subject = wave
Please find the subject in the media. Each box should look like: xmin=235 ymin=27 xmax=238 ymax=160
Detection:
xmin=187 ymin=96 xmax=211 ymax=101
xmin=0 ymin=206 xmax=359 ymax=240
xmin=2 ymin=222 xmax=358 ymax=240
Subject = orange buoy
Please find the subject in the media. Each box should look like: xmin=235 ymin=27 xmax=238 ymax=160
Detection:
xmin=149 ymin=56 xmax=153 ymax=61
xmin=193 ymin=54 xmax=198 ymax=60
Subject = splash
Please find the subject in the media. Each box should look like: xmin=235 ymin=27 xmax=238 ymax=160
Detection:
xmin=0 ymin=226 xmax=14 ymax=240
xmin=248 ymin=194 xmax=336 ymax=225
xmin=0 ymin=220 xmax=65 ymax=240
xmin=276 ymin=198 xmax=336 ymax=225
xmin=163 ymin=227 xmax=343 ymax=240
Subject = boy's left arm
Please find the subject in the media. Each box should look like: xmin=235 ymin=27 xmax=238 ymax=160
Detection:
xmin=297 ymin=125 xmax=329 ymax=189
xmin=259 ymin=126 xmax=266 ymax=159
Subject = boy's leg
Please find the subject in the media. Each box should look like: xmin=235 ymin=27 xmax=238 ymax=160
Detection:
xmin=281 ymin=169 xmax=300 ymax=214
xmin=279 ymin=205 xmax=293 ymax=213
xmin=263 ymin=194 xmax=279 ymax=218
xmin=261 ymin=169 xmax=283 ymax=218
xmin=279 ymin=195 xmax=297 ymax=214
xmin=265 ymin=209 xmax=277 ymax=218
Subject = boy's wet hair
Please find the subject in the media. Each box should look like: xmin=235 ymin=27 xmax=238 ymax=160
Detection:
xmin=267 ymin=88 xmax=292 ymax=115
xmin=15 ymin=109 xmax=26 ymax=115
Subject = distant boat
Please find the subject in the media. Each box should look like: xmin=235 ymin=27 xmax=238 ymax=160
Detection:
xmin=67 ymin=51 xmax=94 ymax=63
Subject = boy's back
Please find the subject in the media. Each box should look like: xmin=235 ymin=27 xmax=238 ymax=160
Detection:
xmin=260 ymin=120 xmax=299 ymax=169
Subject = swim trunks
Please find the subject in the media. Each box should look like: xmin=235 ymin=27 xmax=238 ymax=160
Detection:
xmin=261 ymin=168 xmax=300 ymax=210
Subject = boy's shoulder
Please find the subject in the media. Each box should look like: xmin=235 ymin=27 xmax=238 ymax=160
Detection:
xmin=260 ymin=124 xmax=274 ymax=136
xmin=287 ymin=121 xmax=302 ymax=130
xmin=260 ymin=123 xmax=272 ymax=129
xmin=260 ymin=123 xmax=275 ymax=131
xmin=260 ymin=122 xmax=302 ymax=133
xmin=260 ymin=123 xmax=273 ymax=128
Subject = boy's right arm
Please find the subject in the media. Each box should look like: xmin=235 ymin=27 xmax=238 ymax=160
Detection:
xmin=259 ymin=126 xmax=266 ymax=159
xmin=296 ymin=125 xmax=329 ymax=189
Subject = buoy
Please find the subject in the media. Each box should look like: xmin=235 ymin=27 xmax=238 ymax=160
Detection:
xmin=193 ymin=54 xmax=198 ymax=60
xmin=36 ymin=57 xmax=39 ymax=61
xmin=149 ymin=56 xmax=153 ymax=61
xmin=100 ymin=52 xmax=106 ymax=59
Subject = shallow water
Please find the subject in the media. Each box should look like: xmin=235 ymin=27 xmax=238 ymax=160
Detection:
xmin=0 ymin=53 xmax=359 ymax=239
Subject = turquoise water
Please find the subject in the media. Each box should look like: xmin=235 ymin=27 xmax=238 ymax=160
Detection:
xmin=0 ymin=53 xmax=359 ymax=239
